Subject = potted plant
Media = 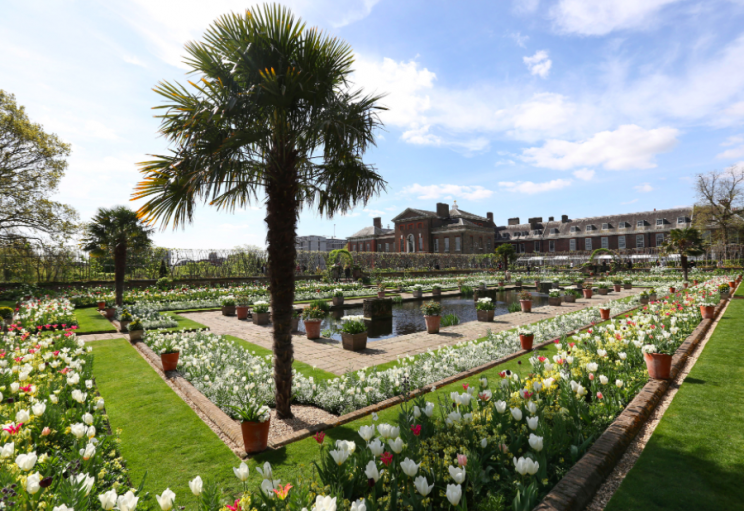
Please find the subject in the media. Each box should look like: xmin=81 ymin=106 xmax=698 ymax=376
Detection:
xmin=475 ymin=297 xmax=495 ymax=322
xmin=339 ymin=314 xmax=367 ymax=351
xmin=498 ymin=278 xmax=505 ymax=286
xmin=236 ymin=295 xmax=251 ymax=320
xmin=128 ymin=318 xmax=144 ymax=342
xmin=518 ymin=290 xmax=532 ymax=312
xmin=376 ymin=283 xmax=386 ymax=299
xmin=479 ymin=280 xmax=487 ymax=291
xmin=693 ymin=279 xmax=699 ymax=285
xmin=642 ymin=342 xmax=674 ymax=380
xmin=332 ymin=288 xmax=345 ymax=306
xmin=221 ymin=295 xmax=236 ymax=316
xmin=574 ymin=279 xmax=585 ymax=291
xmin=639 ymin=291 xmax=650 ymax=305
xmin=411 ymin=284 xmax=424 ymax=299
xmin=514 ymin=279 xmax=523 ymax=289
xmin=563 ymin=289 xmax=579 ymax=303
xmin=623 ymin=279 xmax=632 ymax=290
xmin=252 ymin=300 xmax=270 ymax=325
xmin=302 ymin=306 xmax=325 ymax=339
xmin=518 ymin=328 xmax=534 ymax=350
xmin=612 ymin=279 xmax=622 ymax=292
xmin=599 ymin=306 xmax=611 ymax=321
xmin=431 ymin=283 xmax=442 ymax=297
xmin=457 ymin=279 xmax=465 ymax=293
xmin=719 ymin=283 xmax=731 ymax=297
xmin=548 ymin=290 xmax=562 ymax=307
xmin=597 ymin=283 xmax=609 ymax=295
xmin=728 ymin=280 xmax=736 ymax=289
xmin=104 ymin=300 xmax=116 ymax=319
xmin=291 ymin=309 xmax=301 ymax=332
xmin=533 ymin=279 xmax=540 ymax=289
xmin=582 ymin=283 xmax=593 ymax=299
xmin=649 ymin=290 xmax=658 ymax=301
xmin=699 ymin=301 xmax=716 ymax=319
xmin=97 ymin=299 xmax=106 ymax=311
xmin=159 ymin=337 xmax=180 ymax=372
xmin=229 ymin=398 xmax=271 ymax=454
xmin=420 ymin=301 xmax=442 ymax=334
xmin=119 ymin=309 xmax=133 ymax=332
xmin=669 ymin=285 xmax=676 ymax=293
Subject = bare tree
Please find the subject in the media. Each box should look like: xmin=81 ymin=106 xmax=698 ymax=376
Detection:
xmin=694 ymin=165 xmax=744 ymax=259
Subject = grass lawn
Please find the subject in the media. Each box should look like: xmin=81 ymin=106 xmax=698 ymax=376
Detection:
xmin=605 ymin=299 xmax=744 ymax=511
xmin=0 ymin=299 xmax=16 ymax=309
xmin=75 ymin=307 xmax=117 ymax=333
xmin=93 ymin=338 xmax=242 ymax=505
xmin=159 ymin=311 xmax=209 ymax=332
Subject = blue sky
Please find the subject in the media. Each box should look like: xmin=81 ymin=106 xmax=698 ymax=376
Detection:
xmin=3 ymin=0 xmax=744 ymax=248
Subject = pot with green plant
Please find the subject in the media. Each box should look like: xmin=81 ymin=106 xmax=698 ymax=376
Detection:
xmin=303 ymin=306 xmax=325 ymax=339
xmin=228 ymin=398 xmax=271 ymax=454
xmin=669 ymin=285 xmax=676 ymax=294
xmin=158 ymin=337 xmax=180 ymax=372
xmin=221 ymin=295 xmax=236 ymax=316
xmin=457 ymin=279 xmax=465 ymax=292
xmin=699 ymin=301 xmax=716 ymax=319
xmin=377 ymin=283 xmax=387 ymax=299
xmin=119 ymin=309 xmax=133 ymax=332
xmin=612 ymin=279 xmax=622 ymax=292
xmin=623 ymin=279 xmax=632 ymax=290
xmin=719 ymin=283 xmax=731 ymax=297
xmin=332 ymin=288 xmax=345 ymax=306
xmin=252 ymin=300 xmax=270 ymax=325
xmin=563 ymin=289 xmax=578 ymax=303
xmin=291 ymin=309 xmax=301 ymax=332
xmin=515 ymin=278 xmax=523 ymax=289
xmin=411 ymin=284 xmax=424 ymax=299
xmin=518 ymin=290 xmax=533 ymax=312
xmin=649 ymin=291 xmax=658 ymax=301
xmin=104 ymin=300 xmax=116 ymax=319
xmin=236 ymin=295 xmax=251 ymax=320
xmin=475 ymin=297 xmax=495 ymax=322
xmin=518 ymin=328 xmax=534 ymax=350
xmin=639 ymin=290 xmax=650 ymax=305
xmin=431 ymin=283 xmax=442 ymax=297
xmin=339 ymin=314 xmax=368 ymax=351
xmin=548 ymin=291 xmax=562 ymax=307
xmin=597 ymin=282 xmax=609 ymax=295
xmin=420 ymin=301 xmax=442 ymax=334
xmin=599 ymin=306 xmax=611 ymax=321
xmin=97 ymin=299 xmax=106 ymax=311
xmin=582 ymin=283 xmax=593 ymax=299
xmin=728 ymin=280 xmax=736 ymax=290
xmin=127 ymin=318 xmax=144 ymax=342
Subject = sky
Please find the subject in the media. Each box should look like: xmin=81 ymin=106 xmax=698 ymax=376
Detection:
xmin=3 ymin=0 xmax=744 ymax=249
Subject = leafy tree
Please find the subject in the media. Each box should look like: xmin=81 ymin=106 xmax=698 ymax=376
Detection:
xmin=132 ymin=5 xmax=386 ymax=418
xmin=494 ymin=244 xmax=516 ymax=270
xmin=660 ymin=227 xmax=706 ymax=281
xmin=694 ymin=165 xmax=744 ymax=257
xmin=0 ymin=90 xmax=78 ymax=244
xmin=81 ymin=206 xmax=153 ymax=306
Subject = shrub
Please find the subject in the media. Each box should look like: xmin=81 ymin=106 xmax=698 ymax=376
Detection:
xmin=508 ymin=302 xmax=521 ymax=313
xmin=0 ymin=306 xmax=13 ymax=321
xmin=420 ymin=301 xmax=442 ymax=316
xmin=156 ymin=277 xmax=174 ymax=290
xmin=441 ymin=313 xmax=460 ymax=326
xmin=548 ymin=291 xmax=561 ymax=298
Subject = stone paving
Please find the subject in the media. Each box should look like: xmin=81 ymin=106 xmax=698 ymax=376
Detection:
xmin=180 ymin=288 xmax=642 ymax=375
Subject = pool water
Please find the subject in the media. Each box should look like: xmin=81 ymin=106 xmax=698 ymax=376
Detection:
xmin=297 ymin=290 xmax=550 ymax=341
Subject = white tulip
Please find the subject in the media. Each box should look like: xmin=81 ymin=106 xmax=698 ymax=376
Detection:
xmin=256 ymin=461 xmax=273 ymax=480
xmin=423 ymin=402 xmax=435 ymax=417
xmin=513 ymin=456 xmax=540 ymax=476
xmin=15 ymin=409 xmax=30 ymax=423
xmin=400 ymin=457 xmax=419 ymax=477
xmin=526 ymin=416 xmax=539 ymax=431
xmin=387 ymin=437 xmax=404 ymax=454
xmin=32 ymin=403 xmax=46 ymax=416
xmin=329 ymin=448 xmax=350 ymax=466
xmin=233 ymin=461 xmax=250 ymax=481
xmin=446 ymin=484 xmax=462 ymax=506
xmin=448 ymin=465 xmax=466 ymax=484
xmin=527 ymin=401 xmax=537 ymax=414
xmin=117 ymin=491 xmax=139 ymax=511
xmin=26 ymin=472 xmax=41 ymax=494
xmin=358 ymin=425 xmax=375 ymax=442
xmin=368 ymin=439 xmax=384 ymax=457
xmin=189 ymin=476 xmax=203 ymax=496
xmin=71 ymin=389 xmax=87 ymax=403
xmin=364 ymin=460 xmax=380 ymax=482
xmin=10 ymin=382 xmax=19 ymax=393
xmin=313 ymin=495 xmax=337 ymax=511
xmin=599 ymin=375 xmax=609 ymax=385
xmin=529 ymin=434 xmax=544 ymax=452
xmin=16 ymin=451 xmax=37 ymax=471
xmin=95 ymin=398 xmax=105 ymax=410
xmin=510 ymin=407 xmax=523 ymax=421
xmin=99 ymin=489 xmax=117 ymax=510
xmin=494 ymin=400 xmax=507 ymax=413
xmin=74 ymin=473 xmax=95 ymax=495
xmin=481 ymin=438 xmax=488 ymax=448
xmin=82 ymin=413 xmax=94 ymax=425
xmin=616 ymin=379 xmax=624 ymax=388
xmin=586 ymin=362 xmax=598 ymax=372
xmin=80 ymin=442 xmax=96 ymax=461
xmin=1 ymin=442 xmax=14 ymax=459
xmin=414 ymin=475 xmax=434 ymax=497
xmin=50 ymin=394 xmax=59 ymax=404
xmin=86 ymin=425 xmax=96 ymax=439
xmin=350 ymin=498 xmax=366 ymax=511
xmin=52 ymin=506 xmax=73 ymax=511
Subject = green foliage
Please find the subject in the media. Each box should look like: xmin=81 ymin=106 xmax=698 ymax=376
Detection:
xmin=420 ymin=300 xmax=442 ymax=316
xmin=156 ymin=277 xmax=173 ymax=290
xmin=518 ymin=290 xmax=533 ymax=301
xmin=340 ymin=317 xmax=367 ymax=334
xmin=310 ymin=299 xmax=331 ymax=312
xmin=441 ymin=313 xmax=461 ymax=326
xmin=158 ymin=259 xmax=169 ymax=278
xmin=0 ymin=306 xmax=13 ymax=321
xmin=128 ymin=318 xmax=144 ymax=331
xmin=302 ymin=305 xmax=326 ymax=320
xmin=460 ymin=285 xmax=474 ymax=296
xmin=494 ymin=244 xmax=516 ymax=269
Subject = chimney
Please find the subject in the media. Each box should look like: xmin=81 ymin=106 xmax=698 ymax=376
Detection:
xmin=528 ymin=217 xmax=543 ymax=225
xmin=373 ymin=217 xmax=382 ymax=229
xmin=508 ymin=217 xmax=520 ymax=226
xmin=486 ymin=212 xmax=493 ymax=222
xmin=436 ymin=202 xmax=449 ymax=218
xmin=548 ymin=216 xmax=554 ymax=222
xmin=561 ymin=215 xmax=569 ymax=223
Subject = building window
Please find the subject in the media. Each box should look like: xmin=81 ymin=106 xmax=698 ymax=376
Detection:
xmin=366 ymin=243 xmax=370 ymax=252
xmin=618 ymin=235 xmax=626 ymax=249
xmin=455 ymin=237 xmax=461 ymax=251
xmin=407 ymin=234 xmax=415 ymax=253
xmin=550 ymin=228 xmax=559 ymax=234
xmin=570 ymin=239 xmax=576 ymax=251
xmin=602 ymin=223 xmax=609 ymax=230
xmin=636 ymin=234 xmax=645 ymax=248
xmin=418 ymin=234 xmax=423 ymax=251
xmin=399 ymin=235 xmax=403 ymax=252
xmin=486 ymin=239 xmax=491 ymax=251
xmin=520 ymin=243 xmax=525 ymax=253
xmin=601 ymin=237 xmax=608 ymax=249
xmin=656 ymin=218 xmax=664 ymax=226
xmin=677 ymin=216 xmax=687 ymax=224
xmin=656 ymin=233 xmax=665 ymax=245
xmin=385 ymin=243 xmax=389 ymax=252
xmin=534 ymin=241 xmax=540 ymax=252
xmin=434 ymin=239 xmax=439 ymax=252
xmin=586 ymin=225 xmax=594 ymax=232
xmin=549 ymin=240 xmax=555 ymax=252
xmin=585 ymin=238 xmax=592 ymax=251
xmin=619 ymin=222 xmax=628 ymax=229
xmin=445 ymin=237 xmax=450 ymax=252
xmin=637 ymin=220 xmax=644 ymax=227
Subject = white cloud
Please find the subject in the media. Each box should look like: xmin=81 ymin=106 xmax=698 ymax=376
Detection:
xmin=572 ymin=169 xmax=595 ymax=181
xmin=621 ymin=198 xmax=640 ymax=205
xmin=508 ymin=31 xmax=530 ymax=48
xmin=634 ymin=183 xmax=654 ymax=193
xmin=550 ymin=0 xmax=682 ymax=36
xmin=513 ymin=0 xmax=540 ymax=14
xmin=122 ymin=54 xmax=146 ymax=67
xmin=717 ymin=135 xmax=744 ymax=160
xmin=523 ymin=50 xmax=552 ymax=79
xmin=498 ymin=179 xmax=573 ymax=194
xmin=522 ymin=124 xmax=679 ymax=170
xmin=402 ymin=184 xmax=494 ymax=201
xmin=363 ymin=208 xmax=385 ymax=217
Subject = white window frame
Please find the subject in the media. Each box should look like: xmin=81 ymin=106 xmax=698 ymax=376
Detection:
xmin=618 ymin=235 xmax=626 ymax=249
xmin=619 ymin=222 xmax=627 ymax=229
xmin=444 ymin=237 xmax=450 ymax=252
xmin=455 ymin=236 xmax=461 ymax=252
xmin=385 ymin=243 xmax=390 ymax=252
xmin=569 ymin=239 xmax=576 ymax=251
xmin=677 ymin=216 xmax=687 ymax=224
xmin=585 ymin=238 xmax=592 ymax=251
xmin=549 ymin=240 xmax=555 ymax=252
xmin=418 ymin=234 xmax=423 ymax=251
xmin=636 ymin=234 xmax=645 ymax=248
xmin=585 ymin=225 xmax=593 ymax=232
xmin=602 ymin=223 xmax=609 ymax=230
xmin=656 ymin=218 xmax=664 ymax=226
xmin=656 ymin=233 xmax=665 ymax=246
xmin=601 ymin=237 xmax=608 ymax=249
xmin=571 ymin=226 xmax=579 ymax=233
xmin=434 ymin=239 xmax=439 ymax=252
xmin=637 ymin=220 xmax=645 ymax=227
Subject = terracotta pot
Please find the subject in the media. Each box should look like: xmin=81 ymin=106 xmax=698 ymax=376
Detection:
xmin=520 ymin=300 xmax=532 ymax=313
xmin=241 ymin=419 xmax=270 ymax=454
xmin=548 ymin=296 xmax=562 ymax=307
xmin=377 ymin=292 xmax=386 ymax=299
xmin=411 ymin=290 xmax=423 ymax=298
xmin=644 ymin=352 xmax=672 ymax=380
xmin=222 ymin=305 xmax=235 ymax=316
xmin=161 ymin=352 xmax=179 ymax=372
xmin=624 ymin=283 xmax=632 ymax=289
xmin=304 ymin=319 xmax=322 ymax=339
xmin=700 ymin=305 xmax=715 ymax=319
xmin=252 ymin=312 xmax=270 ymax=325
xmin=97 ymin=301 xmax=106 ymax=310
xmin=342 ymin=332 xmax=368 ymax=351
xmin=290 ymin=317 xmax=300 ymax=332
xmin=729 ymin=281 xmax=736 ymax=289
xmin=424 ymin=315 xmax=440 ymax=334
xmin=236 ymin=305 xmax=249 ymax=320
xmin=519 ymin=334 xmax=534 ymax=350
xmin=563 ymin=294 xmax=576 ymax=303
xmin=333 ymin=296 xmax=345 ymax=306
xmin=597 ymin=288 xmax=608 ymax=295
xmin=613 ymin=285 xmax=622 ymax=292
xmin=693 ymin=280 xmax=699 ymax=285
xmin=583 ymin=289 xmax=593 ymax=299
xmin=498 ymin=281 xmax=505 ymax=286
xmin=599 ymin=308 xmax=611 ymax=320
xmin=476 ymin=309 xmax=495 ymax=322
xmin=128 ymin=330 xmax=143 ymax=342
xmin=683 ymin=282 xmax=689 ymax=289
xmin=432 ymin=288 xmax=441 ymax=296
xmin=669 ymin=287 xmax=676 ymax=294
xmin=105 ymin=307 xmax=116 ymax=319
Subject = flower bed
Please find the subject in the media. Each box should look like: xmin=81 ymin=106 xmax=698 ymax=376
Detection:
xmin=13 ymin=298 xmax=78 ymax=332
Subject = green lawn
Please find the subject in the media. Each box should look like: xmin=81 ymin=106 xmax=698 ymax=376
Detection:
xmin=159 ymin=312 xmax=209 ymax=332
xmin=75 ymin=307 xmax=117 ymax=333
xmin=93 ymin=338 xmax=241 ymax=505
xmin=605 ymin=299 xmax=744 ymax=511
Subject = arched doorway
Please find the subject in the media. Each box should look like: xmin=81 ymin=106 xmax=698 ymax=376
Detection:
xmin=407 ymin=234 xmax=415 ymax=253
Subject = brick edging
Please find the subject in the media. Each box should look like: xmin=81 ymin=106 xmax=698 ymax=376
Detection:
xmin=532 ymin=296 xmax=730 ymax=511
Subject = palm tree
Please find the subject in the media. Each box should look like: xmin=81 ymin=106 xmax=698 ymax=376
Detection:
xmin=660 ymin=228 xmax=706 ymax=281
xmin=132 ymin=5 xmax=386 ymax=418
xmin=494 ymin=244 xmax=516 ymax=270
xmin=81 ymin=206 xmax=153 ymax=306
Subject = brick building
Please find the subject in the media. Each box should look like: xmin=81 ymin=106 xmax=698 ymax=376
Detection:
xmin=493 ymin=206 xmax=693 ymax=254
xmin=347 ymin=201 xmax=496 ymax=254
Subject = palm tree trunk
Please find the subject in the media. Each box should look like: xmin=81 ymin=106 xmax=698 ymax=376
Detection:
xmin=114 ymin=241 xmax=127 ymax=306
xmin=266 ymin=153 xmax=299 ymax=420
xmin=681 ymin=254 xmax=688 ymax=281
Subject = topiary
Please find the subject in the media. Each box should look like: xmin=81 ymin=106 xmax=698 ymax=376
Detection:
xmin=156 ymin=277 xmax=173 ymax=290
xmin=0 ymin=306 xmax=13 ymax=321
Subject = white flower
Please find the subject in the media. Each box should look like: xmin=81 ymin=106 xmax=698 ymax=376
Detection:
xmin=233 ymin=461 xmax=250 ymax=481
xmin=50 ymin=394 xmax=59 ymax=404
xmin=529 ymin=434 xmax=544 ymax=452
xmin=481 ymin=438 xmax=488 ymax=448
xmin=358 ymin=425 xmax=375 ymax=442
xmin=642 ymin=344 xmax=657 ymax=354
xmin=616 ymin=379 xmax=624 ymax=388
xmin=15 ymin=409 xmax=30 ymax=424
xmin=494 ymin=400 xmax=507 ymax=413
xmin=400 ymin=457 xmax=419 ymax=477
xmin=599 ymin=375 xmax=609 ymax=385
xmin=99 ymin=489 xmax=117 ymax=510
xmin=80 ymin=442 xmax=96 ymax=461
xmin=414 ymin=475 xmax=434 ymax=496
xmin=510 ymin=408 xmax=523 ymax=421
xmin=446 ymin=484 xmax=462 ymax=506
xmin=527 ymin=401 xmax=537 ymax=414
xmin=16 ymin=451 xmax=37 ymax=471
xmin=26 ymin=472 xmax=42 ymax=494
xmin=117 ymin=491 xmax=140 ymax=511
xmin=514 ymin=456 xmax=540 ymax=476
xmin=52 ymin=506 xmax=74 ymax=511
xmin=82 ymin=412 xmax=94 ymax=425
xmin=619 ymin=352 xmax=627 ymax=360
xmin=256 ymin=461 xmax=274 ymax=480
xmin=1 ymin=442 xmax=14 ymax=459
xmin=368 ymin=439 xmax=384 ymax=457
xmin=526 ymin=416 xmax=539 ymax=431
xmin=335 ymin=440 xmax=356 ymax=455
xmin=71 ymin=389 xmax=87 ymax=403
xmin=423 ymin=402 xmax=435 ymax=417
xmin=350 ymin=499 xmax=366 ymax=511
xmin=74 ymin=473 xmax=95 ymax=495
xmin=448 ymin=465 xmax=466 ymax=484
xmin=313 ymin=495 xmax=337 ymax=511
xmin=412 ymin=406 xmax=421 ymax=418
xmin=364 ymin=460 xmax=380 ymax=482
xmin=597 ymin=349 xmax=607 ymax=357
xmin=32 ymin=403 xmax=46 ymax=416
xmin=330 ymin=448 xmax=350 ymax=465
xmin=189 ymin=476 xmax=203 ymax=496
xmin=387 ymin=437 xmax=404 ymax=454
xmin=586 ymin=362 xmax=598 ymax=372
